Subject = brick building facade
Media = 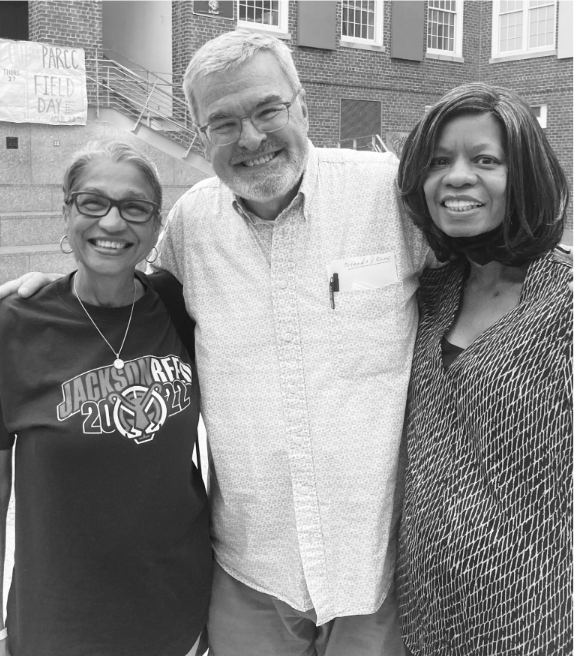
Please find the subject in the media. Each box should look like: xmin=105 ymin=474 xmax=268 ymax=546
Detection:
xmin=172 ymin=0 xmax=572 ymax=231
xmin=1 ymin=0 xmax=572 ymax=233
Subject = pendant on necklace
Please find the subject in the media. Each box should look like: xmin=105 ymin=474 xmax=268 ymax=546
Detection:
xmin=114 ymin=359 xmax=125 ymax=370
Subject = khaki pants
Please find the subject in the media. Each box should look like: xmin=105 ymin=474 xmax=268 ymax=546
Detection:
xmin=207 ymin=562 xmax=406 ymax=656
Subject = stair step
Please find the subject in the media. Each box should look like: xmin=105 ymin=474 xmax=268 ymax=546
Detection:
xmin=0 ymin=245 xmax=76 ymax=286
xmin=0 ymin=214 xmax=63 ymax=248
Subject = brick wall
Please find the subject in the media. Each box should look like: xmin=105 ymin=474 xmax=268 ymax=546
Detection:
xmin=477 ymin=1 xmax=573 ymax=229
xmin=29 ymin=0 xmax=102 ymax=102
xmin=25 ymin=1 xmax=571 ymax=232
xmin=292 ymin=1 xmax=481 ymax=144
xmin=171 ymin=0 xmax=572 ymax=234
xmin=172 ymin=1 xmax=482 ymax=140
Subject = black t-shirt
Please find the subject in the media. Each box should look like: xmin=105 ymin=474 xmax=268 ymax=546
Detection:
xmin=0 ymin=273 xmax=212 ymax=656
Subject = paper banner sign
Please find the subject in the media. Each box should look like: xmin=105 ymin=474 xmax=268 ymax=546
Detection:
xmin=0 ymin=38 xmax=87 ymax=125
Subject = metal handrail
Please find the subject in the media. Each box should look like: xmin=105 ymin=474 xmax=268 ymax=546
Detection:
xmin=334 ymin=134 xmax=389 ymax=152
xmin=102 ymin=48 xmax=172 ymax=78
xmin=86 ymin=57 xmax=204 ymax=157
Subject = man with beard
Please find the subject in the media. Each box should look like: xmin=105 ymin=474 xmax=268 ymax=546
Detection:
xmin=156 ymin=30 xmax=430 ymax=656
xmin=0 ymin=30 xmax=430 ymax=656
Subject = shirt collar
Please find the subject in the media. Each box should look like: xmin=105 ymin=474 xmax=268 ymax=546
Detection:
xmin=232 ymin=139 xmax=317 ymax=224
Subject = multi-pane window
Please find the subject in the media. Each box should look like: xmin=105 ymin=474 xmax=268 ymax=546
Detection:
xmin=493 ymin=1 xmax=556 ymax=57
xmin=237 ymin=0 xmax=288 ymax=33
xmin=528 ymin=0 xmax=555 ymax=48
xmin=341 ymin=1 xmax=383 ymax=46
xmin=426 ymin=1 xmax=463 ymax=56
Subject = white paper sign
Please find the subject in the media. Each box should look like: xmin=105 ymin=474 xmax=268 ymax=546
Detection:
xmin=327 ymin=252 xmax=398 ymax=292
xmin=0 ymin=38 xmax=87 ymax=125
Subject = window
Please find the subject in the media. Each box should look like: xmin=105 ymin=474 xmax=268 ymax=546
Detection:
xmin=426 ymin=1 xmax=463 ymax=57
xmin=530 ymin=104 xmax=547 ymax=128
xmin=237 ymin=0 xmax=288 ymax=35
xmin=341 ymin=1 xmax=384 ymax=47
xmin=492 ymin=1 xmax=556 ymax=59
xmin=0 ymin=1 xmax=29 ymax=40
xmin=340 ymin=98 xmax=382 ymax=143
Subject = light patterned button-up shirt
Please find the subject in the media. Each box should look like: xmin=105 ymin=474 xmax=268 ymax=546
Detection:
xmin=155 ymin=142 xmax=431 ymax=625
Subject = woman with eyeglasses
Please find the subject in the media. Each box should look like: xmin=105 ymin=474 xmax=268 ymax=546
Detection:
xmin=0 ymin=140 xmax=212 ymax=656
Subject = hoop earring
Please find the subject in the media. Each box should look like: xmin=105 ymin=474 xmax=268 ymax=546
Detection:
xmin=59 ymin=235 xmax=73 ymax=254
xmin=145 ymin=247 xmax=158 ymax=264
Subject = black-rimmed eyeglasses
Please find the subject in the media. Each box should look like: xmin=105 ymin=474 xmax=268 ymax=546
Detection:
xmin=198 ymin=89 xmax=302 ymax=147
xmin=66 ymin=192 xmax=160 ymax=224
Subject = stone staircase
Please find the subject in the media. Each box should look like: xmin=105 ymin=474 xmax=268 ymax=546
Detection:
xmin=0 ymin=52 xmax=212 ymax=285
xmin=0 ymin=114 xmax=211 ymax=285
xmin=0 ymin=211 xmax=77 ymax=282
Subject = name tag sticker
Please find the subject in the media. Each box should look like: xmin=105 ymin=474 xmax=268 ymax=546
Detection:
xmin=327 ymin=252 xmax=398 ymax=292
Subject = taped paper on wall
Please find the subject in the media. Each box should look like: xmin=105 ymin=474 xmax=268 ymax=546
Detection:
xmin=0 ymin=38 xmax=87 ymax=125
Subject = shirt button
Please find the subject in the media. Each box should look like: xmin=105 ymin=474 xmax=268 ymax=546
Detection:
xmin=293 ymin=435 xmax=303 ymax=445
xmin=276 ymin=279 xmax=288 ymax=289
xmin=283 ymin=332 xmax=293 ymax=342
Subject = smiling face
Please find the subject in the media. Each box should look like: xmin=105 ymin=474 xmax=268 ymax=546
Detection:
xmin=64 ymin=158 xmax=159 ymax=283
xmin=195 ymin=51 xmax=309 ymax=214
xmin=423 ymin=112 xmax=508 ymax=238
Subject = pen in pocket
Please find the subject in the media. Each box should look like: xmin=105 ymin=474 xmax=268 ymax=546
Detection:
xmin=329 ymin=273 xmax=339 ymax=309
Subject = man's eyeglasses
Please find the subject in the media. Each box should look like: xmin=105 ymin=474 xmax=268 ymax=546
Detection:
xmin=66 ymin=192 xmax=160 ymax=224
xmin=198 ymin=89 xmax=302 ymax=147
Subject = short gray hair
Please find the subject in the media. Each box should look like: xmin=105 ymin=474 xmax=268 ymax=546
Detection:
xmin=183 ymin=30 xmax=302 ymax=124
xmin=62 ymin=140 xmax=162 ymax=227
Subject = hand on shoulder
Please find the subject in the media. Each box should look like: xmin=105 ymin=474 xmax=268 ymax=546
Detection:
xmin=0 ymin=272 xmax=63 ymax=300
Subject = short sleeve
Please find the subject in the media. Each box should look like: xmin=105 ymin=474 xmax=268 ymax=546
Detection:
xmin=393 ymin=179 xmax=434 ymax=275
xmin=150 ymin=199 xmax=187 ymax=282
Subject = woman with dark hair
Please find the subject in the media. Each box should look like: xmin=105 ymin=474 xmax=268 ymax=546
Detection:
xmin=0 ymin=140 xmax=212 ymax=656
xmin=396 ymin=82 xmax=572 ymax=655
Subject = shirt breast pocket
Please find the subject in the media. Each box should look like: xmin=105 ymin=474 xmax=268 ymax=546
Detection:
xmin=330 ymin=283 xmax=403 ymax=379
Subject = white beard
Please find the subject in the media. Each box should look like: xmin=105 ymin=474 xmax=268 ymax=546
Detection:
xmin=220 ymin=140 xmax=309 ymax=204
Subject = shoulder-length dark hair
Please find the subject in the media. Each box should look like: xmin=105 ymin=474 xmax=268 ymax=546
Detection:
xmin=398 ymin=82 xmax=569 ymax=263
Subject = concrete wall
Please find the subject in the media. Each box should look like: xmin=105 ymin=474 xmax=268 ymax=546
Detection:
xmin=0 ymin=116 xmax=208 ymax=283
xmin=0 ymin=117 xmax=207 ymax=214
xmin=102 ymin=0 xmax=172 ymax=77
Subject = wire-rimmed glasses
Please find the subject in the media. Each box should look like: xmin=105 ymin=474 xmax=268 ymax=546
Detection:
xmin=198 ymin=89 xmax=302 ymax=147
xmin=67 ymin=192 xmax=160 ymax=224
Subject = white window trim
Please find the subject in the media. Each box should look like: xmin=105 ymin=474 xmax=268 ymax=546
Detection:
xmin=426 ymin=1 xmax=464 ymax=58
xmin=491 ymin=0 xmax=557 ymax=60
xmin=531 ymin=103 xmax=548 ymax=128
xmin=236 ymin=0 xmax=289 ymax=38
xmin=340 ymin=1 xmax=384 ymax=48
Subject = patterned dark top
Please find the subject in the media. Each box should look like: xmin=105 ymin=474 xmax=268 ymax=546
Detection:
xmin=397 ymin=250 xmax=572 ymax=655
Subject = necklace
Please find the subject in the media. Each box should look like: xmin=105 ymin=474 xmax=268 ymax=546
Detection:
xmin=73 ymin=274 xmax=137 ymax=370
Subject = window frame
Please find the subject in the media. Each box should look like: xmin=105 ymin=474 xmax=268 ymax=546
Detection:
xmin=530 ymin=103 xmax=548 ymax=128
xmin=236 ymin=0 xmax=289 ymax=37
xmin=426 ymin=1 xmax=464 ymax=58
xmin=340 ymin=0 xmax=385 ymax=48
xmin=491 ymin=0 xmax=557 ymax=60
